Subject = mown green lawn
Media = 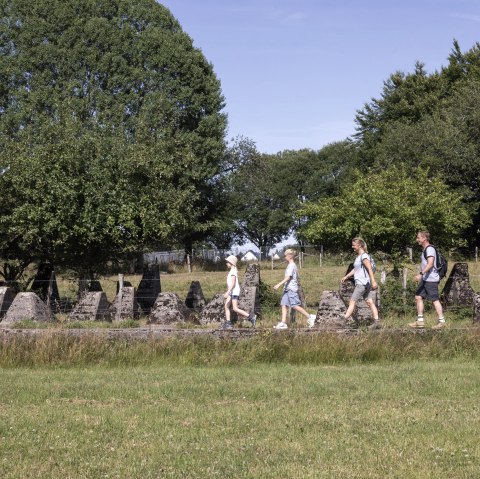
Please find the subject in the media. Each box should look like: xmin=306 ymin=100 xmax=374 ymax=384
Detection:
xmin=1 ymin=361 xmax=479 ymax=478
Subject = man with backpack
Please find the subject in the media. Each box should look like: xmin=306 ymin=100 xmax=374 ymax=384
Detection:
xmin=409 ymin=230 xmax=446 ymax=330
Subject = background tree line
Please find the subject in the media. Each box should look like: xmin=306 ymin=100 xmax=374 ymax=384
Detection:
xmin=0 ymin=0 xmax=478 ymax=283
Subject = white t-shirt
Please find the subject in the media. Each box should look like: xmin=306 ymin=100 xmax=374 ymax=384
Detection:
xmin=422 ymin=245 xmax=440 ymax=283
xmin=227 ymin=267 xmax=241 ymax=295
xmin=284 ymin=262 xmax=299 ymax=292
xmin=353 ymin=252 xmax=370 ymax=286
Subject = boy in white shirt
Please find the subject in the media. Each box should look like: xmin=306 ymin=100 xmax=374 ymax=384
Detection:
xmin=273 ymin=249 xmax=317 ymax=329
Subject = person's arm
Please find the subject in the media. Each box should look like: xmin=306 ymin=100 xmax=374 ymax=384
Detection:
xmin=341 ymin=269 xmax=354 ymax=283
xmin=274 ymin=275 xmax=291 ymax=290
xmin=416 ymin=255 xmax=435 ymax=281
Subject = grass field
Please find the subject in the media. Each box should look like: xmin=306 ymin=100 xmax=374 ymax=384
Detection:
xmin=1 ymin=361 xmax=479 ymax=478
xmin=2 ymin=261 xmax=480 ymax=478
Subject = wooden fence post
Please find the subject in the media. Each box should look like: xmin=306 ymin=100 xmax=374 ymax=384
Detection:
xmin=116 ymin=273 xmax=124 ymax=321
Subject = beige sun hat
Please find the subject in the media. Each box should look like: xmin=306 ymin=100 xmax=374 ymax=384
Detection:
xmin=225 ymin=255 xmax=238 ymax=266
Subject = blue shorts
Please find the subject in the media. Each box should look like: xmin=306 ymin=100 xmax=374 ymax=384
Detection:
xmin=281 ymin=290 xmax=301 ymax=307
xmin=229 ymin=294 xmax=239 ymax=300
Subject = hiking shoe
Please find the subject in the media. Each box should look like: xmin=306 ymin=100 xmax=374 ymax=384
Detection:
xmin=432 ymin=321 xmax=446 ymax=330
xmin=248 ymin=314 xmax=257 ymax=328
xmin=307 ymin=314 xmax=316 ymax=328
xmin=368 ymin=320 xmax=381 ymax=330
xmin=408 ymin=321 xmax=425 ymax=329
xmin=221 ymin=321 xmax=233 ymax=330
xmin=273 ymin=322 xmax=288 ymax=330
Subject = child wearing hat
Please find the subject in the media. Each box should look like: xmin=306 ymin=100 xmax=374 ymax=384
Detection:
xmin=222 ymin=255 xmax=257 ymax=329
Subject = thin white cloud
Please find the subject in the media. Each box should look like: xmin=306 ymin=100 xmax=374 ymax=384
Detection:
xmin=450 ymin=12 xmax=480 ymax=22
xmin=268 ymin=9 xmax=307 ymax=25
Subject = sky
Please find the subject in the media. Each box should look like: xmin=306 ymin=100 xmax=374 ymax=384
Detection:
xmin=159 ymin=0 xmax=480 ymax=154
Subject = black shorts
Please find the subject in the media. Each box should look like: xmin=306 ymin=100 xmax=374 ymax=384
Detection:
xmin=415 ymin=281 xmax=439 ymax=301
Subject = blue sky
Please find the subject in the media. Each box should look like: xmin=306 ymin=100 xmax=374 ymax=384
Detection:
xmin=160 ymin=0 xmax=480 ymax=154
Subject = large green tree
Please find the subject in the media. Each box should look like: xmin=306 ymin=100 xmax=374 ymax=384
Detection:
xmin=0 ymin=0 xmax=227 ymax=279
xmin=223 ymin=139 xmax=358 ymax=255
xmin=224 ymin=138 xmax=293 ymax=256
xmin=300 ymin=166 xmax=472 ymax=256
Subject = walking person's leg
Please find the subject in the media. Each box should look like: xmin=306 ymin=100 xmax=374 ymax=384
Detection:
xmin=274 ymin=292 xmax=290 ymax=329
xmin=365 ymin=297 xmax=381 ymax=329
xmin=223 ymin=296 xmax=233 ymax=329
xmin=409 ymin=281 xmax=427 ymax=328
xmin=232 ymin=299 xmax=257 ymax=327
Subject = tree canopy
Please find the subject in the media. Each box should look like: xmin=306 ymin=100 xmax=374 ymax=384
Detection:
xmin=354 ymin=41 xmax=480 ymax=245
xmin=0 ymin=0 xmax=226 ymax=279
xmin=299 ymin=166 xmax=472 ymax=255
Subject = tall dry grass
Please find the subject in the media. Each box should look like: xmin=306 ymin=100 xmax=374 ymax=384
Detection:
xmin=1 ymin=328 xmax=480 ymax=367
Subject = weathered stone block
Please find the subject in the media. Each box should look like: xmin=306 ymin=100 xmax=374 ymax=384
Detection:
xmin=242 ymin=264 xmax=261 ymax=314
xmin=473 ymin=293 xmax=480 ymax=324
xmin=242 ymin=264 xmax=260 ymax=288
xmin=231 ymin=286 xmax=259 ymax=325
xmin=441 ymin=263 xmax=475 ymax=308
xmin=148 ymin=293 xmax=193 ymax=325
xmin=199 ymin=293 xmax=225 ymax=326
xmin=185 ymin=281 xmax=206 ymax=309
xmin=137 ymin=265 xmax=161 ymax=314
xmin=315 ymin=291 xmax=348 ymax=329
xmin=0 ymin=287 xmax=16 ymax=318
xmin=68 ymin=292 xmax=111 ymax=322
xmin=31 ymin=263 xmax=60 ymax=303
xmin=110 ymin=287 xmax=141 ymax=321
xmin=1 ymin=292 xmax=53 ymax=326
xmin=237 ymin=286 xmax=258 ymax=316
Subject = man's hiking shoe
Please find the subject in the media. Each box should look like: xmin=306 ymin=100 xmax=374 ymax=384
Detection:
xmin=221 ymin=321 xmax=233 ymax=330
xmin=248 ymin=314 xmax=257 ymax=328
xmin=273 ymin=322 xmax=288 ymax=330
xmin=307 ymin=314 xmax=316 ymax=328
xmin=408 ymin=321 xmax=425 ymax=329
xmin=432 ymin=321 xmax=446 ymax=330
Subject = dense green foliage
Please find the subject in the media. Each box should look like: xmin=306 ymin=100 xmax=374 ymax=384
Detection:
xmin=354 ymin=40 xmax=480 ymax=245
xmin=224 ymin=138 xmax=357 ymax=253
xmin=0 ymin=0 xmax=226 ymax=279
xmin=300 ymin=166 xmax=471 ymax=253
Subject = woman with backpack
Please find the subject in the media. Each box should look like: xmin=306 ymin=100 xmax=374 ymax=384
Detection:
xmin=341 ymin=237 xmax=381 ymax=329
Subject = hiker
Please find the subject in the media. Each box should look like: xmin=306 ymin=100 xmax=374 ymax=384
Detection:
xmin=341 ymin=237 xmax=381 ymax=329
xmin=222 ymin=255 xmax=256 ymax=329
xmin=273 ymin=248 xmax=316 ymax=329
xmin=409 ymin=230 xmax=445 ymax=329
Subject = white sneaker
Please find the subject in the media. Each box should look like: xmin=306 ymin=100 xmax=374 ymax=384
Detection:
xmin=273 ymin=322 xmax=288 ymax=330
xmin=307 ymin=314 xmax=316 ymax=328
